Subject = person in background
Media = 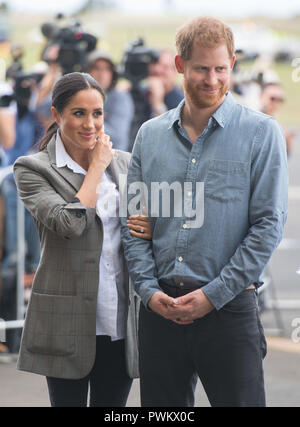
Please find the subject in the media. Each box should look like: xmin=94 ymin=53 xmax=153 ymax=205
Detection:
xmin=0 ymin=80 xmax=16 ymax=164
xmin=146 ymin=48 xmax=184 ymax=118
xmin=87 ymin=49 xmax=134 ymax=152
xmin=260 ymin=82 xmax=294 ymax=156
xmin=0 ymin=79 xmax=16 ymax=362
xmin=129 ymin=48 xmax=184 ymax=144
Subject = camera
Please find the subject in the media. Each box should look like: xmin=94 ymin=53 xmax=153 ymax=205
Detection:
xmin=119 ymin=38 xmax=160 ymax=86
xmin=41 ymin=14 xmax=97 ymax=75
xmin=118 ymin=39 xmax=161 ymax=147
xmin=2 ymin=44 xmax=44 ymax=116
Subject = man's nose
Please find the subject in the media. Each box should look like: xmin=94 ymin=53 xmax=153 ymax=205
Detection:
xmin=205 ymin=70 xmax=218 ymax=86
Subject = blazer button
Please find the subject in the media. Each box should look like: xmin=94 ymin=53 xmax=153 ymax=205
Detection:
xmin=76 ymin=211 xmax=83 ymax=218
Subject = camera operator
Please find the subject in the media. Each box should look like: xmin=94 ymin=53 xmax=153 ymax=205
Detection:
xmin=29 ymin=46 xmax=62 ymax=131
xmin=127 ymin=47 xmax=184 ymax=143
xmin=87 ymin=49 xmax=134 ymax=152
xmin=146 ymin=48 xmax=184 ymax=118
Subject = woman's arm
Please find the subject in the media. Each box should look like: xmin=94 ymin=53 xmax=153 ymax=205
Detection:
xmin=75 ymin=132 xmax=114 ymax=208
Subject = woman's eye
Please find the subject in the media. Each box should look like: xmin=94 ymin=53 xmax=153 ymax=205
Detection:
xmin=74 ymin=111 xmax=83 ymax=117
xmin=94 ymin=111 xmax=103 ymax=117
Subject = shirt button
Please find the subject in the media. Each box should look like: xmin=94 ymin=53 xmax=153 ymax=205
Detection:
xmin=187 ymin=191 xmax=192 ymax=197
xmin=192 ymin=158 xmax=196 ymax=164
xmin=183 ymin=223 xmax=187 ymax=229
xmin=179 ymin=281 xmax=184 ymax=287
xmin=178 ymin=256 xmax=183 ymax=262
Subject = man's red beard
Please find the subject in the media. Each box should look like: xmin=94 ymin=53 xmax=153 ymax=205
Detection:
xmin=183 ymin=79 xmax=229 ymax=109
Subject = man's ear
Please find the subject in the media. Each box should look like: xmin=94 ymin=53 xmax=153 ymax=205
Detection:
xmin=175 ymin=55 xmax=184 ymax=74
xmin=231 ymin=55 xmax=236 ymax=70
xmin=51 ymin=106 xmax=59 ymax=123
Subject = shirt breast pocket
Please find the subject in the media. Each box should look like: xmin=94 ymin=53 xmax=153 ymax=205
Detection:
xmin=205 ymin=159 xmax=249 ymax=203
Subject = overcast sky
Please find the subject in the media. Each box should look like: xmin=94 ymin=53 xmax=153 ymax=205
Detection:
xmin=5 ymin=0 xmax=300 ymax=17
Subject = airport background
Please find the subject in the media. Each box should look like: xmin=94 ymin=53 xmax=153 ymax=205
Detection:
xmin=0 ymin=0 xmax=300 ymax=407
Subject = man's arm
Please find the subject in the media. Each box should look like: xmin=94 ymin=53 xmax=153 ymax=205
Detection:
xmin=199 ymin=117 xmax=288 ymax=311
xmin=120 ymin=127 xmax=175 ymax=314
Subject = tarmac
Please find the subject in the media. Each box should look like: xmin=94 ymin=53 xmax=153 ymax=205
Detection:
xmin=1 ymin=328 xmax=300 ymax=407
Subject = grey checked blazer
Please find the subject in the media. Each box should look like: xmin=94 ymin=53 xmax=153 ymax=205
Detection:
xmin=13 ymin=134 xmax=140 ymax=379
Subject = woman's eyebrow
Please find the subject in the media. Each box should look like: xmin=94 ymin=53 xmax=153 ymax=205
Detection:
xmin=70 ymin=107 xmax=103 ymax=111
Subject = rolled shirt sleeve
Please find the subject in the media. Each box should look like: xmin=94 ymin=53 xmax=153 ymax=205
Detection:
xmin=14 ymin=158 xmax=96 ymax=239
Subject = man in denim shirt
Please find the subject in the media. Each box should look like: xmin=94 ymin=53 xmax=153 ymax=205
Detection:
xmin=121 ymin=17 xmax=288 ymax=407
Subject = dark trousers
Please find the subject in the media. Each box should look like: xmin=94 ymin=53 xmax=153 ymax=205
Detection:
xmin=46 ymin=335 xmax=133 ymax=407
xmin=139 ymin=290 xmax=267 ymax=407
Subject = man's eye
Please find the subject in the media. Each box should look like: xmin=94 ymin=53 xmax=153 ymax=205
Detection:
xmin=74 ymin=111 xmax=83 ymax=116
xmin=94 ymin=111 xmax=103 ymax=117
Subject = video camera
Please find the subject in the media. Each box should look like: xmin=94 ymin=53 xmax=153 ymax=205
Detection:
xmin=118 ymin=38 xmax=161 ymax=148
xmin=119 ymin=38 xmax=160 ymax=86
xmin=1 ymin=44 xmax=44 ymax=116
xmin=41 ymin=14 xmax=97 ymax=75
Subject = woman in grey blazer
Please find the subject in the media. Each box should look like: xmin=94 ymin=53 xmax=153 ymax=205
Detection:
xmin=13 ymin=72 xmax=150 ymax=407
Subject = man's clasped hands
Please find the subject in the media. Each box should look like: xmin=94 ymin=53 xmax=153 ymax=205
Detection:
xmin=148 ymin=288 xmax=215 ymax=325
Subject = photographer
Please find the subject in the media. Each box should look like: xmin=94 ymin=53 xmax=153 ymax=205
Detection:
xmin=28 ymin=47 xmax=62 ymax=132
xmin=127 ymin=47 xmax=184 ymax=143
xmin=0 ymin=80 xmax=16 ymax=164
xmin=146 ymin=48 xmax=184 ymax=118
xmin=87 ymin=49 xmax=134 ymax=152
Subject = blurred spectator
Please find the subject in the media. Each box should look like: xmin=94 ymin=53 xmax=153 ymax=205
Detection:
xmin=260 ymin=82 xmax=294 ymax=156
xmin=0 ymin=79 xmax=16 ymax=362
xmin=130 ymin=48 xmax=184 ymax=143
xmin=146 ymin=48 xmax=184 ymax=117
xmin=0 ymin=80 xmax=16 ymax=164
xmin=87 ymin=49 xmax=134 ymax=152
xmin=0 ymin=75 xmax=41 ymax=357
xmin=28 ymin=46 xmax=62 ymax=132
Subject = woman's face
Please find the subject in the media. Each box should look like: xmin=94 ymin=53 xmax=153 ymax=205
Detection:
xmin=51 ymin=88 xmax=104 ymax=154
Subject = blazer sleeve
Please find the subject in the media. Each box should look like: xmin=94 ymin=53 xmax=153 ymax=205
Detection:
xmin=13 ymin=157 xmax=97 ymax=239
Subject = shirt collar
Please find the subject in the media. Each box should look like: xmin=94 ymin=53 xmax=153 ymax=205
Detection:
xmin=55 ymin=131 xmax=87 ymax=175
xmin=168 ymin=91 xmax=236 ymax=130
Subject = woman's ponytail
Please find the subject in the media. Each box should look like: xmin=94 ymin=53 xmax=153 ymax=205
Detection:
xmin=39 ymin=121 xmax=58 ymax=151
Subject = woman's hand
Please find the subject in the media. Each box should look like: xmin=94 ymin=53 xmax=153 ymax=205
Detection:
xmin=127 ymin=215 xmax=152 ymax=240
xmin=88 ymin=131 xmax=114 ymax=171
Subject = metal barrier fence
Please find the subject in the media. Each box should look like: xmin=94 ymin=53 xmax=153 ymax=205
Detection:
xmin=0 ymin=165 xmax=25 ymax=340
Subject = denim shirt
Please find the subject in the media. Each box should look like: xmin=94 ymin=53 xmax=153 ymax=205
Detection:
xmin=121 ymin=92 xmax=288 ymax=310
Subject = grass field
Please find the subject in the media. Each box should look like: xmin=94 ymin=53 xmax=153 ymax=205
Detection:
xmin=1 ymin=10 xmax=300 ymax=126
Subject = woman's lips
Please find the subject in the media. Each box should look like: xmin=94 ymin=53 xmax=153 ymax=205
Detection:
xmin=79 ymin=133 xmax=95 ymax=140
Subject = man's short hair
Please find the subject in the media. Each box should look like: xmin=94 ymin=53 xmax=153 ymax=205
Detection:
xmin=175 ymin=16 xmax=235 ymax=61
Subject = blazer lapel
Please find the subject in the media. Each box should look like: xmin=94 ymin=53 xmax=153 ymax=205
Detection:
xmin=47 ymin=134 xmax=86 ymax=193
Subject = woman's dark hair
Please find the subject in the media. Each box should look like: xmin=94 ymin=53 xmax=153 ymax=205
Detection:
xmin=39 ymin=72 xmax=106 ymax=151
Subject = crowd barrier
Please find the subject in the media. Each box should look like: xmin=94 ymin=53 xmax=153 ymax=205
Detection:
xmin=0 ymin=165 xmax=25 ymax=339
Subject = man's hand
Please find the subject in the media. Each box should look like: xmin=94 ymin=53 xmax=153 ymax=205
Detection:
xmin=170 ymin=289 xmax=215 ymax=324
xmin=148 ymin=291 xmax=194 ymax=325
